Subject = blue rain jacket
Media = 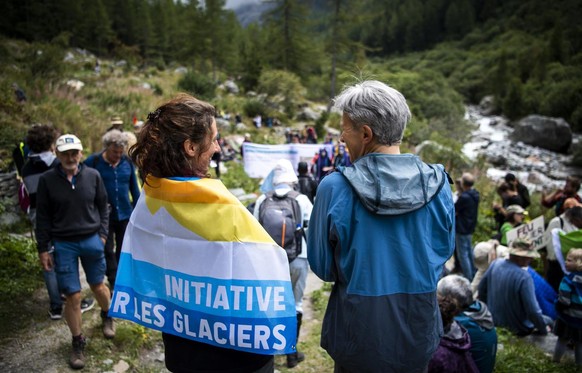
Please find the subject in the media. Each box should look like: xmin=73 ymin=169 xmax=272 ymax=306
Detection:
xmin=308 ymin=153 xmax=455 ymax=373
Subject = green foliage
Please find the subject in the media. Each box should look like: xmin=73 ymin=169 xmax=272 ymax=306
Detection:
xmin=257 ymin=69 xmax=306 ymax=118
xmin=0 ymin=234 xmax=42 ymax=299
xmin=178 ymin=71 xmax=217 ymax=101
xmin=314 ymin=110 xmax=329 ymax=142
xmin=112 ymin=323 xmax=156 ymax=354
xmin=495 ymin=328 xmax=578 ymax=372
xmin=220 ymin=162 xmax=261 ymax=195
xmin=242 ymin=99 xmax=268 ymax=118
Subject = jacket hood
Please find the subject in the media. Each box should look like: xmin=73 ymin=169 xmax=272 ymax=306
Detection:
xmin=464 ymin=300 xmax=495 ymax=330
xmin=340 ymin=153 xmax=449 ymax=215
xmin=441 ymin=321 xmax=472 ymax=352
xmin=28 ymin=151 xmax=57 ymax=168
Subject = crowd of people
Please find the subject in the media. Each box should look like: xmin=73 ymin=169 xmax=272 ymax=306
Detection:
xmin=452 ymin=166 xmax=582 ymax=370
xmin=11 ymin=79 xmax=582 ymax=372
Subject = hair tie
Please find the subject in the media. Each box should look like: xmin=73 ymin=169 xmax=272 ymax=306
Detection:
xmin=147 ymin=108 xmax=162 ymax=121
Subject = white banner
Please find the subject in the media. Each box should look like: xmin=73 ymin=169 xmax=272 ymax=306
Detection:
xmin=242 ymin=143 xmax=334 ymax=178
xmin=506 ymin=215 xmax=545 ymax=250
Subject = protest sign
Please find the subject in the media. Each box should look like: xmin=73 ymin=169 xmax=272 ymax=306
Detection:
xmin=505 ymin=215 xmax=545 ymax=250
xmin=242 ymin=143 xmax=334 ymax=178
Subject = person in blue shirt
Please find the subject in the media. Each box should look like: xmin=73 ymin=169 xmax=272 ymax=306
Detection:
xmin=478 ymin=238 xmax=552 ymax=336
xmin=308 ymin=80 xmax=455 ymax=373
xmin=85 ymin=129 xmax=141 ymax=288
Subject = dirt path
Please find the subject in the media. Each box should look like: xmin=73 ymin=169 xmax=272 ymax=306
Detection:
xmin=0 ymin=269 xmax=325 ymax=372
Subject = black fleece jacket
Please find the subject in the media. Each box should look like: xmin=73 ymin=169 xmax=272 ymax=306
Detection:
xmin=35 ymin=164 xmax=109 ymax=253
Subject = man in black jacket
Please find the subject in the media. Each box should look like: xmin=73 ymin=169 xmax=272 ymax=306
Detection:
xmin=455 ymin=172 xmax=480 ymax=281
xmin=22 ymin=125 xmax=95 ymax=320
xmin=36 ymin=134 xmax=115 ymax=370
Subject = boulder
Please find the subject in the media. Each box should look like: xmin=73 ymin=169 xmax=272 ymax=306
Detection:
xmin=479 ymin=95 xmax=497 ymax=116
xmin=297 ymin=107 xmax=320 ymax=121
xmin=510 ymin=115 xmax=572 ymax=153
xmin=223 ymin=80 xmax=239 ymax=94
xmin=216 ymin=118 xmax=231 ymax=131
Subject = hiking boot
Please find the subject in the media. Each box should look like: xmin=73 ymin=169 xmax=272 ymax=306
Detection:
xmin=80 ymin=297 xmax=95 ymax=313
xmin=69 ymin=335 xmax=86 ymax=370
xmin=286 ymin=351 xmax=305 ymax=368
xmin=48 ymin=307 xmax=63 ymax=320
xmin=101 ymin=310 xmax=115 ymax=339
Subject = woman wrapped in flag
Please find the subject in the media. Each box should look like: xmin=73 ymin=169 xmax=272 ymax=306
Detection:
xmin=109 ymin=94 xmax=297 ymax=373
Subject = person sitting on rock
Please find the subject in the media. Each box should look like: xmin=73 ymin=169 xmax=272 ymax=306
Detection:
xmin=438 ymin=275 xmax=497 ymax=373
xmin=429 ymin=277 xmax=479 ymax=373
xmin=478 ymin=238 xmax=552 ymax=336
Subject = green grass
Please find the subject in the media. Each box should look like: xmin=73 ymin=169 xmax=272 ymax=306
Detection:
xmin=495 ymin=329 xmax=578 ymax=372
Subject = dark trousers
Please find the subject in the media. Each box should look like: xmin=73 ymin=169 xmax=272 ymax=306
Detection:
xmin=546 ymin=259 xmax=564 ymax=293
xmin=105 ymin=218 xmax=129 ymax=287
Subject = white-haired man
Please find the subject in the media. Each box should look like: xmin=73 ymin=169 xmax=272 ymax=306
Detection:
xmin=36 ymin=134 xmax=115 ymax=369
xmin=308 ymin=80 xmax=455 ymax=373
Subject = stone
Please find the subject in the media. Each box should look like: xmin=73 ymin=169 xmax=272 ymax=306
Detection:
xmin=478 ymin=95 xmax=497 ymax=116
xmin=510 ymin=115 xmax=572 ymax=153
xmin=297 ymin=107 xmax=320 ymax=121
xmin=113 ymin=359 xmax=130 ymax=373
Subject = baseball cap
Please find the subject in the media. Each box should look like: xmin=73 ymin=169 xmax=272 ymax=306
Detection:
xmin=56 ymin=134 xmax=83 ymax=152
xmin=509 ymin=238 xmax=540 ymax=258
xmin=506 ymin=204 xmax=525 ymax=215
xmin=110 ymin=116 xmax=123 ymax=125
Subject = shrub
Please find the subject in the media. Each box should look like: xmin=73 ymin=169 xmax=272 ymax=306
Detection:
xmin=221 ymin=162 xmax=261 ymax=195
xmin=0 ymin=234 xmax=42 ymax=299
xmin=257 ymin=69 xmax=305 ymax=118
xmin=242 ymin=99 xmax=268 ymax=118
xmin=178 ymin=71 xmax=217 ymax=101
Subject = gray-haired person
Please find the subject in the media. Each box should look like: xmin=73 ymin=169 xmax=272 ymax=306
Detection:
xmin=308 ymin=80 xmax=455 ymax=373
xmin=438 ymin=275 xmax=498 ymax=373
xmin=85 ymin=129 xmax=141 ymax=289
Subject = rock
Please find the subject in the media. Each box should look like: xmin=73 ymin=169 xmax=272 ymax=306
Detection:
xmin=174 ymin=67 xmax=188 ymax=74
xmin=63 ymin=52 xmax=75 ymax=62
xmin=478 ymin=95 xmax=497 ymax=116
xmin=235 ymin=122 xmax=248 ymax=131
xmin=223 ymin=80 xmax=239 ymax=94
xmin=216 ymin=118 xmax=231 ymax=131
xmin=297 ymin=107 xmax=320 ymax=121
xmin=113 ymin=359 xmax=130 ymax=373
xmin=510 ymin=115 xmax=572 ymax=153
xmin=66 ymin=79 xmax=85 ymax=91
xmin=487 ymin=154 xmax=507 ymax=167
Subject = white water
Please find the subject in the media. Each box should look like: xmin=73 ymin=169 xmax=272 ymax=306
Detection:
xmin=461 ymin=106 xmax=580 ymax=192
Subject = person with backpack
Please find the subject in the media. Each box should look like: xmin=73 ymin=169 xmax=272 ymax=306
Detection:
xmin=253 ymin=159 xmax=313 ymax=369
xmin=21 ymin=124 xmax=95 ymax=320
xmin=85 ymin=129 xmax=141 ymax=289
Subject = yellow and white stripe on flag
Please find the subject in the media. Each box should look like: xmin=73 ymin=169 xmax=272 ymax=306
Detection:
xmin=109 ymin=176 xmax=297 ymax=355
